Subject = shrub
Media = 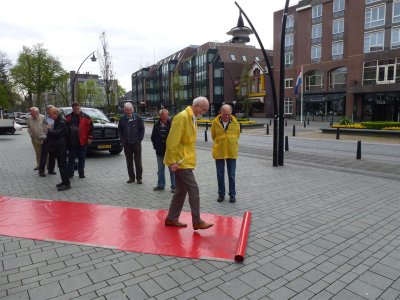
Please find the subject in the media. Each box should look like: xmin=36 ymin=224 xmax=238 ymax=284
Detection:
xmin=338 ymin=117 xmax=354 ymax=125
xmin=361 ymin=121 xmax=400 ymax=130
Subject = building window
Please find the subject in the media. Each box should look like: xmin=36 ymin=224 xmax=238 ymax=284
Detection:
xmin=311 ymin=45 xmax=322 ymax=62
xmin=242 ymin=55 xmax=247 ymax=62
xmin=366 ymin=0 xmax=380 ymax=4
xmin=363 ymin=59 xmax=398 ymax=85
xmin=284 ymin=78 xmax=293 ymax=89
xmin=333 ymin=0 xmax=345 ymax=12
xmin=284 ymin=98 xmax=293 ymax=114
xmin=393 ymin=0 xmax=400 ymax=23
xmin=312 ymin=24 xmax=322 ymax=38
xmin=230 ymin=54 xmax=236 ymax=61
xmin=392 ymin=27 xmax=400 ymax=48
xmin=305 ymin=71 xmax=324 ymax=91
xmin=365 ymin=5 xmax=385 ymax=29
xmin=214 ymin=68 xmax=223 ymax=78
xmin=329 ymin=67 xmax=347 ymax=89
xmin=364 ymin=30 xmax=384 ymax=53
xmin=286 ymin=15 xmax=294 ymax=28
xmin=332 ymin=41 xmax=344 ymax=57
xmin=214 ymin=86 xmax=223 ymax=95
xmin=333 ymin=19 xmax=344 ymax=34
xmin=255 ymin=56 xmax=260 ymax=61
xmin=285 ymin=33 xmax=294 ymax=46
xmin=312 ymin=4 xmax=322 ymax=18
xmin=285 ymin=52 xmax=293 ymax=68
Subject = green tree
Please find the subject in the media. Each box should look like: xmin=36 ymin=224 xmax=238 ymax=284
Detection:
xmin=10 ymin=44 xmax=65 ymax=110
xmin=238 ymin=63 xmax=252 ymax=118
xmin=77 ymin=80 xmax=103 ymax=108
xmin=172 ymin=70 xmax=184 ymax=114
xmin=0 ymin=51 xmax=12 ymax=109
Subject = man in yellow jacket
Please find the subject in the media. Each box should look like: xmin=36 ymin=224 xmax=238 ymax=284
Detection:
xmin=211 ymin=104 xmax=240 ymax=203
xmin=164 ymin=96 xmax=214 ymax=230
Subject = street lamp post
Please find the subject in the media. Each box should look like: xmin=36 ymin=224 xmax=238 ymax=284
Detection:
xmin=70 ymin=51 xmax=97 ymax=105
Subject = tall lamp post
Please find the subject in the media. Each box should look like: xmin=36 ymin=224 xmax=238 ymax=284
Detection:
xmin=70 ymin=51 xmax=97 ymax=105
xmin=234 ymin=1 xmax=289 ymax=167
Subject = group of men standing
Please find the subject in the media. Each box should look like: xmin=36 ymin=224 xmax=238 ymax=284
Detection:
xmin=27 ymin=103 xmax=93 ymax=191
xmin=27 ymin=96 xmax=240 ymax=231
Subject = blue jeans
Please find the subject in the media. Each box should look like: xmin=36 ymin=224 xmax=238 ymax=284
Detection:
xmin=216 ymin=159 xmax=236 ymax=198
xmin=157 ymin=155 xmax=176 ymax=189
xmin=68 ymin=145 xmax=88 ymax=176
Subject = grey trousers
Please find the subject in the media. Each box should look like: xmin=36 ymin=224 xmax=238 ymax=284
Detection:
xmin=166 ymin=169 xmax=201 ymax=224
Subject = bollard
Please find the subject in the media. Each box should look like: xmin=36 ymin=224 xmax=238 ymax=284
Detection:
xmin=153 ymin=118 xmax=156 ymax=125
xmin=285 ymin=120 xmax=287 ymax=127
xmin=240 ymin=123 xmax=242 ymax=133
xmin=266 ymin=124 xmax=269 ymax=135
xmin=336 ymin=127 xmax=340 ymax=140
xmin=285 ymin=136 xmax=289 ymax=151
xmin=307 ymin=118 xmax=310 ymax=125
xmin=292 ymin=125 xmax=296 ymax=137
xmin=356 ymin=141 xmax=361 ymax=159
xmin=205 ymin=122 xmax=209 ymax=131
xmin=304 ymin=120 xmax=306 ymax=128
xmin=204 ymin=130 xmax=208 ymax=142
xmin=269 ymin=119 xmax=272 ymax=126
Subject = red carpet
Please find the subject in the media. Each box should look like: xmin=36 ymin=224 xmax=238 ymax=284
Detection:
xmin=0 ymin=195 xmax=251 ymax=262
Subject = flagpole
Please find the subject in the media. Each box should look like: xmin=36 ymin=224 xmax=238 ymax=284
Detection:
xmin=300 ymin=65 xmax=304 ymax=123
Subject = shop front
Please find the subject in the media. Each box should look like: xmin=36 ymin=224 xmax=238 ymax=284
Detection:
xmin=362 ymin=93 xmax=400 ymax=121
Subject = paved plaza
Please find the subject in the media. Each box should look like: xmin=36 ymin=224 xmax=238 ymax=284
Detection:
xmin=1 ymin=120 xmax=400 ymax=300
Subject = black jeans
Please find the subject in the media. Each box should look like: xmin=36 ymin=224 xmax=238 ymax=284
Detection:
xmin=67 ymin=145 xmax=88 ymax=176
xmin=39 ymin=138 xmax=56 ymax=174
xmin=52 ymin=147 xmax=70 ymax=185
xmin=123 ymin=142 xmax=143 ymax=181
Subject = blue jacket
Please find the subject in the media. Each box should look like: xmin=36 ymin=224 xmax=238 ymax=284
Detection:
xmin=118 ymin=113 xmax=145 ymax=145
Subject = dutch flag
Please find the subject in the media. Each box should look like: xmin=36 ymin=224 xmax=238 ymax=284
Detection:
xmin=294 ymin=69 xmax=302 ymax=95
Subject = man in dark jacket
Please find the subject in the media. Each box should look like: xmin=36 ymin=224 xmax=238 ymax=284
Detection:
xmin=151 ymin=109 xmax=176 ymax=192
xmin=65 ymin=102 xmax=93 ymax=179
xmin=118 ymin=102 xmax=145 ymax=184
xmin=47 ymin=107 xmax=71 ymax=191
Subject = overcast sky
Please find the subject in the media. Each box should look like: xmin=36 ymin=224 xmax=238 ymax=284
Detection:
xmin=1 ymin=0 xmax=297 ymax=92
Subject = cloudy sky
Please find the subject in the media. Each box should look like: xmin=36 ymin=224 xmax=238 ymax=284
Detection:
xmin=1 ymin=0 xmax=297 ymax=91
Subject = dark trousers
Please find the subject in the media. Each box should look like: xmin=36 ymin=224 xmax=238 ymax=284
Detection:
xmin=39 ymin=138 xmax=56 ymax=174
xmin=52 ymin=148 xmax=70 ymax=185
xmin=123 ymin=142 xmax=142 ymax=180
xmin=67 ymin=145 xmax=88 ymax=176
xmin=215 ymin=159 xmax=236 ymax=197
xmin=166 ymin=169 xmax=201 ymax=225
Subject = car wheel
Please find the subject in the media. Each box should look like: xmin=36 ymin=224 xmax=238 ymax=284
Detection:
xmin=109 ymin=148 xmax=123 ymax=155
xmin=7 ymin=128 xmax=16 ymax=135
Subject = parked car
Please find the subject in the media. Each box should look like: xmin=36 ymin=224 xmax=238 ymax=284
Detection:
xmin=14 ymin=122 xmax=23 ymax=132
xmin=59 ymin=107 xmax=123 ymax=154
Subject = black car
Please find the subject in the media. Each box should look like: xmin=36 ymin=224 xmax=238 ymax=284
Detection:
xmin=60 ymin=107 xmax=123 ymax=154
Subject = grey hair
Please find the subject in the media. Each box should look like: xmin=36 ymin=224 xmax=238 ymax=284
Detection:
xmin=30 ymin=107 xmax=39 ymax=113
xmin=159 ymin=109 xmax=169 ymax=115
xmin=220 ymin=104 xmax=233 ymax=113
xmin=124 ymin=102 xmax=134 ymax=110
xmin=192 ymin=96 xmax=208 ymax=107
xmin=49 ymin=107 xmax=60 ymax=115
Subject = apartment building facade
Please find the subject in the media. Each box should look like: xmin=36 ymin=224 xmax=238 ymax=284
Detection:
xmin=274 ymin=0 xmax=400 ymax=122
xmin=131 ymin=42 xmax=273 ymax=117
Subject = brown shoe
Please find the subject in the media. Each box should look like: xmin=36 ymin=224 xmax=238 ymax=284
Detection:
xmin=193 ymin=221 xmax=214 ymax=230
xmin=165 ymin=219 xmax=187 ymax=227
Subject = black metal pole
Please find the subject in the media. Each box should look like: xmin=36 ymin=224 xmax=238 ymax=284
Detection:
xmin=356 ymin=141 xmax=361 ymax=159
xmin=71 ymin=51 xmax=96 ymax=105
xmin=278 ymin=0 xmax=290 ymax=166
xmin=235 ymin=2 xmax=279 ymax=167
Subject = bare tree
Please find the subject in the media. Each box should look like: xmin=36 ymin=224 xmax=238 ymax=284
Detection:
xmin=97 ymin=32 xmax=114 ymax=114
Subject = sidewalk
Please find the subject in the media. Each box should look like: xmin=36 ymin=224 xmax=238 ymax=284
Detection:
xmin=0 ymin=129 xmax=399 ymax=299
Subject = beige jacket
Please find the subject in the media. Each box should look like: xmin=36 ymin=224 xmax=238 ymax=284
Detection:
xmin=27 ymin=114 xmax=47 ymax=144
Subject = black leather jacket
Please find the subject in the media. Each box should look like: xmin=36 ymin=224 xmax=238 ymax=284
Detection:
xmin=48 ymin=115 xmax=69 ymax=151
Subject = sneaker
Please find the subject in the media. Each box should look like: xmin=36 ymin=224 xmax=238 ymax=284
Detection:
xmin=217 ymin=196 xmax=225 ymax=202
xmin=229 ymin=196 xmax=236 ymax=203
xmin=56 ymin=182 xmax=64 ymax=188
xmin=171 ymin=188 xmax=176 ymax=193
xmin=137 ymin=179 xmax=143 ymax=184
xmin=57 ymin=184 xmax=71 ymax=191
xmin=127 ymin=178 xmax=135 ymax=183
xmin=39 ymin=173 xmax=46 ymax=177
xmin=79 ymin=174 xmax=85 ymax=178
xmin=34 ymin=166 xmax=39 ymax=170
xmin=48 ymin=171 xmax=57 ymax=175
xmin=153 ymin=186 xmax=164 ymax=191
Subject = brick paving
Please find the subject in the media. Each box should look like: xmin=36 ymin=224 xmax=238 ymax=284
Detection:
xmin=0 ymin=122 xmax=400 ymax=299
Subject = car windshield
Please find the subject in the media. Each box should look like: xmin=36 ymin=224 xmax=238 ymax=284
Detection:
xmin=61 ymin=108 xmax=110 ymax=124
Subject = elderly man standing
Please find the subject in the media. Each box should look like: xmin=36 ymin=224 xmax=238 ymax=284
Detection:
xmin=38 ymin=105 xmax=56 ymax=177
xmin=27 ymin=107 xmax=46 ymax=170
xmin=118 ymin=102 xmax=145 ymax=184
xmin=211 ymin=104 xmax=240 ymax=203
xmin=151 ymin=109 xmax=176 ymax=193
xmin=164 ymin=96 xmax=213 ymax=230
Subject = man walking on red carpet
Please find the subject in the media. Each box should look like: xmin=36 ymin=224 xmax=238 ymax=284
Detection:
xmin=164 ymin=96 xmax=213 ymax=230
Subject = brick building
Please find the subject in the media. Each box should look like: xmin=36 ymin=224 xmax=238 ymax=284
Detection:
xmin=274 ymin=0 xmax=400 ymax=122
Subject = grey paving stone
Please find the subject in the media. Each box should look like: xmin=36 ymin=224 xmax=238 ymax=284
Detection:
xmin=238 ymin=270 xmax=272 ymax=289
xmin=0 ymin=291 xmax=29 ymax=300
xmin=272 ymin=255 xmax=303 ymax=271
xmin=8 ymin=268 xmax=38 ymax=282
xmin=3 ymin=255 xmax=32 ymax=270
xmin=379 ymin=287 xmax=400 ymax=300
xmin=59 ymin=273 xmax=93 ymax=293
xmin=370 ymin=263 xmax=400 ymax=281
xmin=113 ymin=259 xmax=143 ymax=275
xmin=218 ymin=278 xmax=255 ymax=299
xmin=257 ymin=262 xmax=288 ymax=280
xmin=87 ymin=265 xmax=119 ymax=283
xmin=286 ymin=276 xmax=313 ymax=293
xmin=28 ymin=282 xmax=63 ymax=300
xmin=268 ymin=286 xmax=296 ymax=300
xmin=330 ymin=289 xmax=367 ymax=300
xmin=195 ymin=287 xmax=233 ymax=300
xmin=174 ymin=287 xmax=203 ymax=300
xmin=95 ymin=282 xmax=125 ymax=297
xmin=122 ymin=284 xmax=148 ymax=300
xmin=138 ymin=279 xmax=164 ymax=297
xmin=346 ymin=279 xmax=383 ymax=299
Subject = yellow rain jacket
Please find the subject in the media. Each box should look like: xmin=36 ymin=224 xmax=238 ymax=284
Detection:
xmin=164 ymin=106 xmax=197 ymax=169
xmin=211 ymin=114 xmax=240 ymax=159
